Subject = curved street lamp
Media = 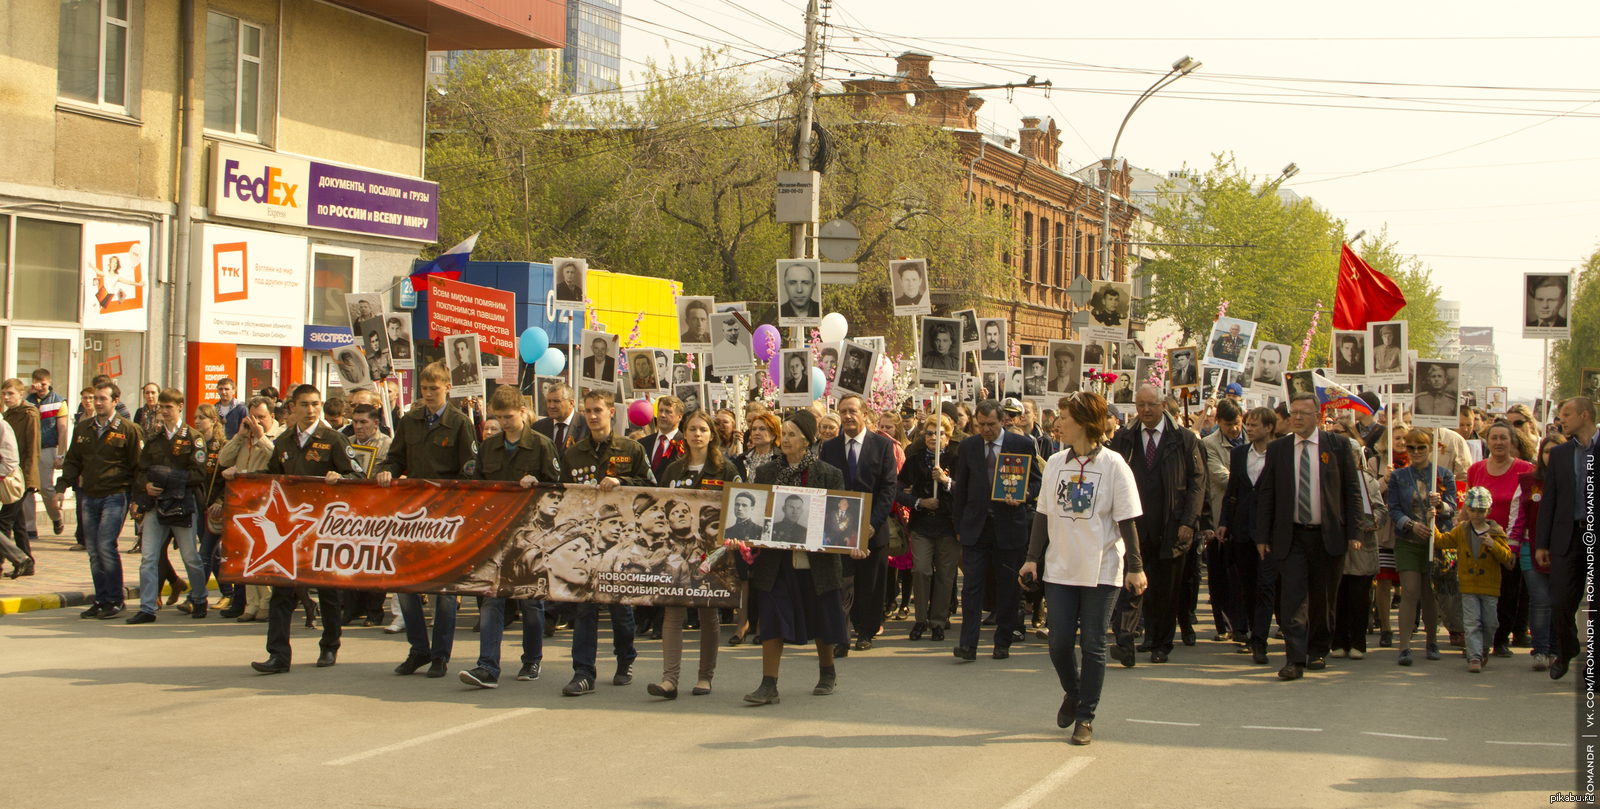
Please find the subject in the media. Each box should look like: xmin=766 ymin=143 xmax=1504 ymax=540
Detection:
xmin=1099 ymin=55 xmax=1201 ymax=281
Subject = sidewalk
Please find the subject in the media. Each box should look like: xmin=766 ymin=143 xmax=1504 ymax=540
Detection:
xmin=0 ymin=507 xmax=169 ymax=615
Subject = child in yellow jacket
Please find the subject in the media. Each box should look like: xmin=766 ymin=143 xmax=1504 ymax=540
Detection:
xmin=1434 ymin=486 xmax=1513 ymax=672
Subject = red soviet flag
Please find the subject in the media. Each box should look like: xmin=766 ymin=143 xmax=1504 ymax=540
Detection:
xmin=1333 ymin=243 xmax=1407 ymax=330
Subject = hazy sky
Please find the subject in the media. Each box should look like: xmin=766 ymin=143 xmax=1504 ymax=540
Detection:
xmin=613 ymin=0 xmax=1599 ymax=398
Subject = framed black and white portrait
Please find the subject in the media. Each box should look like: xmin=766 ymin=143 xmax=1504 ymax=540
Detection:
xmin=1524 ymin=273 xmax=1572 ymax=339
xmin=709 ymin=311 xmax=754 ymax=377
xmin=1412 ymin=359 xmax=1461 ymax=427
xmin=778 ymin=348 xmax=813 ymax=407
xmin=444 ymin=334 xmax=483 ymax=398
xmin=917 ymin=317 xmax=963 ymax=385
xmin=552 ymin=258 xmax=587 ymax=311
xmin=955 ymin=309 xmax=980 ymax=352
xmin=330 ymin=344 xmax=374 ymax=392
xmin=1202 ymin=316 xmax=1256 ymax=374
xmin=673 ymin=382 xmax=707 ymax=416
xmin=1021 ymin=355 xmax=1049 ymax=400
xmin=355 ymin=316 xmax=394 ymax=382
xmin=1133 ymin=356 xmax=1157 ymax=392
xmin=1046 ymin=340 xmax=1083 ymax=394
xmin=1251 ymin=342 xmax=1290 ymax=390
xmin=383 ymin=312 xmax=414 ymax=370
xmin=579 ymin=329 xmax=618 ymax=391
xmin=1331 ymin=329 xmax=1368 ymax=384
xmin=1283 ymin=369 xmax=1316 ymax=401
xmin=1111 ymin=371 xmax=1136 ymax=404
xmin=833 ymin=340 xmax=878 ymax=400
xmin=977 ymin=318 xmax=1008 ymax=370
xmin=343 ymin=292 xmax=382 ymax=334
xmin=676 ymin=296 xmax=715 ymax=353
xmin=1083 ymin=280 xmax=1133 ymax=342
xmin=625 ymin=348 xmax=664 ymax=394
xmin=1366 ymin=320 xmax=1408 ymax=385
xmin=776 ymin=259 xmax=822 ymax=328
xmin=889 ymin=259 xmax=931 ymax=317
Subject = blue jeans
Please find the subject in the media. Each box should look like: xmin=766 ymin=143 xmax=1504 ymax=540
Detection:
xmin=1523 ymin=565 xmax=1554 ymax=658
xmin=571 ymin=602 xmax=635 ymax=680
xmin=198 ymin=524 xmax=224 ymax=598
xmin=1461 ymin=593 xmax=1498 ymax=662
xmin=81 ymin=493 xmax=128 ymax=606
xmin=476 ymin=597 xmax=545 ymax=679
xmin=1045 ymin=583 xmax=1120 ymax=724
xmin=399 ymin=593 xmax=458 ymax=662
xmin=138 ymin=511 xmax=205 ymax=614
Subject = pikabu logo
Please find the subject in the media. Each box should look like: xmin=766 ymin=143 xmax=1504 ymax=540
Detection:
xmin=222 ymin=159 xmax=300 ymax=217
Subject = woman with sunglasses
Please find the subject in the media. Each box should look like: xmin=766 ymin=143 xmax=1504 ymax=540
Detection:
xmin=1508 ymin=431 xmax=1565 ymax=671
xmin=1384 ymin=428 xmax=1457 ymax=665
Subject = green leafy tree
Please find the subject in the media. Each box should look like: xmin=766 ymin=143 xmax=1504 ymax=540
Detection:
xmin=1549 ymin=247 xmax=1600 ymax=398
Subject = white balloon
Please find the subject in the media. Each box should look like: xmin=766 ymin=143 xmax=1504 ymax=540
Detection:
xmin=819 ymin=312 xmax=849 ymax=343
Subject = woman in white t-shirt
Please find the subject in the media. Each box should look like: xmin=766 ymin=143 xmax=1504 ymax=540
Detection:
xmin=1019 ymin=391 xmax=1147 ymax=746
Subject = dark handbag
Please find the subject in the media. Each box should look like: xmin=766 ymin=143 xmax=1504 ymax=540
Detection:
xmin=884 ymin=507 xmax=910 ymax=557
xmin=148 ymin=465 xmax=196 ymax=527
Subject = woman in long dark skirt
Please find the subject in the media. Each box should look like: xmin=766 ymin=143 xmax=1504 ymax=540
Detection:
xmin=740 ymin=410 xmax=865 ymax=704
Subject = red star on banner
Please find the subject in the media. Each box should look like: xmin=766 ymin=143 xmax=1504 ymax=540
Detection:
xmin=235 ymin=481 xmax=316 ymax=579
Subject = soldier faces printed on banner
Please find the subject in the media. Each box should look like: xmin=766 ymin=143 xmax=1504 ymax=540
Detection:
xmin=719 ymin=483 xmax=868 ymax=553
xmin=777 ymin=259 xmax=822 ymax=327
xmin=552 ymin=258 xmax=587 ymax=310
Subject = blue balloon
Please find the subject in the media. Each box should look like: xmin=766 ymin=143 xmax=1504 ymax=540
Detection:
xmin=519 ymin=327 xmax=551 ymax=363
xmin=811 ymin=366 xmax=828 ymax=400
xmin=534 ymin=346 xmax=566 ymax=376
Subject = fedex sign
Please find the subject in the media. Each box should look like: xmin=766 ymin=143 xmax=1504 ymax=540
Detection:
xmin=221 ymin=159 xmax=300 ymax=210
xmin=210 ymin=146 xmax=310 ymax=227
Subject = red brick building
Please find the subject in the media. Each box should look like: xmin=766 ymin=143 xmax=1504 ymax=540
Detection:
xmin=843 ymin=53 xmax=1139 ymax=358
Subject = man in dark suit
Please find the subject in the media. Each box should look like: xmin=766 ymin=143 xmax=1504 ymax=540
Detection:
xmin=638 ymin=395 xmax=684 ymax=480
xmin=1255 ymin=391 xmax=1362 ymax=680
xmin=555 ymin=261 xmax=583 ymax=303
xmin=1535 ymin=396 xmax=1597 ymax=680
xmin=1106 ymin=385 xmax=1205 ymax=665
xmin=950 ymin=400 xmax=1041 ymax=661
xmin=779 ymin=262 xmax=820 ymax=319
xmin=819 ymin=394 xmax=898 ymax=654
xmin=582 ymin=337 xmax=615 ymax=384
xmin=1526 ymin=276 xmax=1569 ymax=328
xmin=1217 ymin=406 xmax=1278 ymax=663
xmin=532 ymin=382 xmax=587 ymax=454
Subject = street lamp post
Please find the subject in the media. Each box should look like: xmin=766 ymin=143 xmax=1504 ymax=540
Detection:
xmin=1099 ymin=55 xmax=1201 ymax=282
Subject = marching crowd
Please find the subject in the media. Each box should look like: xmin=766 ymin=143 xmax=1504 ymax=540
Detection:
xmin=0 ymin=361 xmax=1592 ymax=747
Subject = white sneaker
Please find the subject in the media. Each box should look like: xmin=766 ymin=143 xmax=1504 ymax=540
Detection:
xmin=384 ymin=617 xmax=406 ymax=634
xmin=1349 ymin=649 xmax=1366 ymax=660
xmin=1533 ymin=654 xmax=1549 ymax=672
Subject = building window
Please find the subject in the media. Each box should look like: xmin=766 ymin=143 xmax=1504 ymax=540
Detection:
xmin=14 ymin=218 xmax=81 ymax=323
xmin=1074 ymin=232 xmax=1083 ymax=278
xmin=204 ymin=11 xmax=262 ymax=137
xmin=310 ymin=248 xmax=358 ymax=327
xmin=1054 ymin=222 xmax=1064 ymax=287
xmin=1037 ymin=217 xmax=1049 ymax=287
xmin=1021 ymin=212 xmax=1032 ymax=281
xmin=58 ymin=0 xmax=131 ymax=110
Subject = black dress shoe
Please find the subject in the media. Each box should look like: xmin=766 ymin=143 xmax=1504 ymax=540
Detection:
xmin=1108 ymin=644 xmax=1136 ymax=668
xmin=833 ymin=643 xmax=850 ymax=658
xmin=395 ymin=654 xmax=430 ymax=675
xmin=855 ymin=637 xmax=873 ymax=652
xmin=126 ymin=611 xmax=156 ymax=624
xmin=219 ymin=607 xmax=245 ymax=619
xmin=1278 ymin=663 xmax=1305 ymax=680
xmin=1057 ymin=695 xmax=1078 ymax=728
xmin=316 ymin=650 xmax=337 ymax=667
xmin=931 ymin=625 xmax=945 ymax=642
xmin=953 ymin=645 xmax=976 ymax=661
xmin=190 ymin=603 xmax=208 ymax=619
xmin=909 ymin=622 xmax=927 ymax=641
xmin=1181 ymin=629 xmax=1196 ymax=647
xmin=1150 ymin=650 xmax=1169 ymax=664
xmin=1251 ymin=640 xmax=1269 ymax=665
xmin=981 ymin=612 xmax=996 ymax=626
xmin=1306 ymin=657 xmax=1326 ymax=671
xmin=5 ymin=559 xmax=34 ymax=578
xmin=1550 ymin=657 xmax=1570 ymax=680
xmin=251 ymin=657 xmax=291 ymax=674
xmin=993 ymin=646 xmax=1010 ymax=660
xmin=426 ymin=659 xmax=448 ymax=678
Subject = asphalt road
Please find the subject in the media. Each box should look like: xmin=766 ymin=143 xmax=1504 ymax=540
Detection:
xmin=2 ymin=603 xmax=1577 ymax=808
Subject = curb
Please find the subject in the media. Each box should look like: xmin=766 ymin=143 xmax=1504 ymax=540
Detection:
xmin=1 ymin=580 xmax=216 ymax=616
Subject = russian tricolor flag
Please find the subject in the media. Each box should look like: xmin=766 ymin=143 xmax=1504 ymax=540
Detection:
xmin=1313 ymin=372 xmax=1376 ymax=417
xmin=408 ymin=231 xmax=479 ymax=291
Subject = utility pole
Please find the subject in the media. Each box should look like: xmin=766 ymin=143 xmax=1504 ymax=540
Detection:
xmin=791 ymin=0 xmax=820 ymax=263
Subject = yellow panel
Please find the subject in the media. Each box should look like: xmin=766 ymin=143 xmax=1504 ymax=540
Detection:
xmin=585 ymin=269 xmax=682 ymax=350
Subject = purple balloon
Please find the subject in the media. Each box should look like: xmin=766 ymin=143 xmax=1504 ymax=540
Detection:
xmin=768 ymin=358 xmax=782 ymax=386
xmin=753 ymin=324 xmax=781 ymax=362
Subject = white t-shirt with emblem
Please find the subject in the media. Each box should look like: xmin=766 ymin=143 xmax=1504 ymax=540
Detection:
xmin=1040 ymin=446 xmax=1142 ymax=587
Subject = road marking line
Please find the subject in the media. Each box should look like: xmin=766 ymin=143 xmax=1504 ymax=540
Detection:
xmin=997 ymin=757 xmax=1095 ymax=809
xmin=325 ymin=708 xmax=541 ymax=765
xmin=1126 ymin=719 xmax=1201 ymax=726
xmin=1485 ymin=740 xmax=1571 ymax=747
xmin=1362 ymin=732 xmax=1445 ymax=740
xmin=1241 ymin=725 xmax=1322 ymax=732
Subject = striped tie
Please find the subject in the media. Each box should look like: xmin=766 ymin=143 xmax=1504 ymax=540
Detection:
xmin=1297 ymin=440 xmax=1313 ymax=524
